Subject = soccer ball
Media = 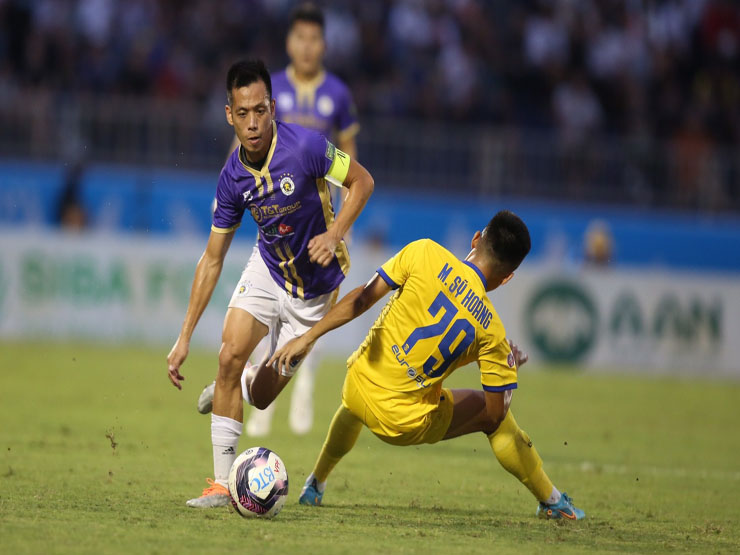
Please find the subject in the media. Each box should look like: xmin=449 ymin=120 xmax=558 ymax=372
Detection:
xmin=227 ymin=447 xmax=289 ymax=518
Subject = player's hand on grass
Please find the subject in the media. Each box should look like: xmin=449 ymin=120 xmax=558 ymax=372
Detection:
xmin=167 ymin=338 xmax=189 ymax=389
xmin=308 ymin=230 xmax=339 ymax=267
xmin=508 ymin=339 xmax=529 ymax=368
xmin=268 ymin=335 xmax=311 ymax=376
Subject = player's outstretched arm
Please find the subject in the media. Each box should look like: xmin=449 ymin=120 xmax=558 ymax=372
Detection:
xmin=167 ymin=230 xmax=234 ymax=389
xmin=269 ymin=272 xmax=390 ymax=374
xmin=308 ymin=157 xmax=373 ymax=266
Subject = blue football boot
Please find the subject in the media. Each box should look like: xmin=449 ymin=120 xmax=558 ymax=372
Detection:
xmin=299 ymin=475 xmax=324 ymax=506
xmin=536 ymin=492 xmax=585 ymax=520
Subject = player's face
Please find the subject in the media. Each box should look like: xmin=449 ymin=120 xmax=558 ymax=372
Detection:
xmin=225 ymin=80 xmax=275 ymax=162
xmin=286 ymin=21 xmax=325 ymax=77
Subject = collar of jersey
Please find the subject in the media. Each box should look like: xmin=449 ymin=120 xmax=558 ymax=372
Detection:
xmin=239 ymin=120 xmax=278 ymax=178
xmin=286 ymin=64 xmax=327 ymax=94
xmin=463 ymin=260 xmax=487 ymax=290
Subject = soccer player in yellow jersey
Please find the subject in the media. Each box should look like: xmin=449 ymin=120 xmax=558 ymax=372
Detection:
xmin=269 ymin=210 xmax=585 ymax=520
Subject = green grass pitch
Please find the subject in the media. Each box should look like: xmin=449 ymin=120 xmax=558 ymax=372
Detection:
xmin=1 ymin=341 xmax=738 ymax=554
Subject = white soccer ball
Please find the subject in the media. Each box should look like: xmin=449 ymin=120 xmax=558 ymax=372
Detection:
xmin=227 ymin=447 xmax=289 ymax=518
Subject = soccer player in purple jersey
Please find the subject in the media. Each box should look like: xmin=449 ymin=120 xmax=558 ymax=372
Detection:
xmin=222 ymin=3 xmax=361 ymax=437
xmin=166 ymin=59 xmax=374 ymax=508
xmin=228 ymin=3 xmax=358 ymax=159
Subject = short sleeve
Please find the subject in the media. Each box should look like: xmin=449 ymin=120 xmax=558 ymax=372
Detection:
xmin=478 ymin=338 xmax=518 ymax=392
xmin=376 ymin=240 xmax=425 ymax=290
xmin=300 ymin=130 xmax=350 ymax=187
xmin=299 ymin=130 xmax=334 ymax=179
xmin=336 ymin=85 xmax=359 ymax=139
xmin=211 ymin=168 xmax=244 ymax=233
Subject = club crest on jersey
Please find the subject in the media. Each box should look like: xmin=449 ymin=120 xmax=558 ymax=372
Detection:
xmin=242 ymin=190 xmax=253 ymax=203
xmin=507 ymin=352 xmax=515 ymax=368
xmin=277 ymin=92 xmax=294 ymax=111
xmin=317 ymin=95 xmax=335 ymax=117
xmin=279 ymin=174 xmax=295 ymax=196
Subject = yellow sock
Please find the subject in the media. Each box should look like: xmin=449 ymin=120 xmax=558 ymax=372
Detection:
xmin=313 ymin=405 xmax=364 ymax=483
xmin=488 ymin=410 xmax=554 ymax=502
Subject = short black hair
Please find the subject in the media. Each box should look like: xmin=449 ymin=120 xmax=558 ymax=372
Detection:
xmin=288 ymin=2 xmax=324 ymax=32
xmin=226 ymin=59 xmax=272 ymax=105
xmin=482 ymin=210 xmax=531 ymax=273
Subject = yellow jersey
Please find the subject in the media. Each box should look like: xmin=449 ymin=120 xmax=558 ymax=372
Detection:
xmin=347 ymin=239 xmax=517 ymax=432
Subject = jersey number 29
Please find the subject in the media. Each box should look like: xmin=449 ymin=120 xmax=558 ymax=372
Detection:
xmin=402 ymin=291 xmax=475 ymax=378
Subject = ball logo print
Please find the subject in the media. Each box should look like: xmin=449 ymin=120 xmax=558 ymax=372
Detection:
xmin=228 ymin=447 xmax=289 ymax=518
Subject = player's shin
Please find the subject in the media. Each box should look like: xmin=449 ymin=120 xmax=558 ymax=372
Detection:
xmin=313 ymin=405 xmax=363 ymax=482
xmin=211 ymin=414 xmax=242 ymax=488
xmin=488 ymin=411 xmax=556 ymax=503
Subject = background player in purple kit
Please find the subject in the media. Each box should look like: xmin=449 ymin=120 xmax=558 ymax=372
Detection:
xmin=220 ymin=3 xmax=360 ymax=437
xmin=229 ymin=3 xmax=359 ymax=161
xmin=166 ymin=59 xmax=374 ymax=508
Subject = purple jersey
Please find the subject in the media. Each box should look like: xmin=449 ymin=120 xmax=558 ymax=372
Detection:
xmin=272 ymin=66 xmax=359 ymax=142
xmin=212 ymin=121 xmax=350 ymax=300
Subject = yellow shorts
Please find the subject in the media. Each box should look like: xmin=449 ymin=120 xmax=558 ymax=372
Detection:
xmin=341 ymin=370 xmax=454 ymax=446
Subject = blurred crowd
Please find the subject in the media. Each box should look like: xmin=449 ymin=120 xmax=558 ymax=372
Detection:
xmin=2 ymin=0 xmax=739 ymax=139
xmin=1 ymin=0 xmax=739 ymax=209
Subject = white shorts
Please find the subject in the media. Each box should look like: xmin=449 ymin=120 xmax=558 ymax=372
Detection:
xmin=228 ymin=247 xmax=337 ymax=377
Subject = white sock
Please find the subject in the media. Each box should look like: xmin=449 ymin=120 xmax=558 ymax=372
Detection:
xmin=211 ymin=414 xmax=242 ymax=487
xmin=304 ymin=472 xmax=326 ymax=493
xmin=545 ymin=486 xmax=562 ymax=505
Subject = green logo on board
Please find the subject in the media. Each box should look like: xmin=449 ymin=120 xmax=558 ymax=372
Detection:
xmin=525 ymin=280 xmax=598 ymax=363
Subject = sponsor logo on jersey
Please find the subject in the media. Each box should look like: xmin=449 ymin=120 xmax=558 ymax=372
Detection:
xmin=250 ymin=204 xmax=263 ymax=223
xmin=263 ymin=224 xmax=295 ymax=238
xmin=325 ymin=140 xmax=336 ymax=161
xmin=391 ymin=344 xmax=430 ymax=389
xmin=262 ymin=224 xmax=295 ymax=237
xmin=259 ymin=201 xmax=302 ymax=218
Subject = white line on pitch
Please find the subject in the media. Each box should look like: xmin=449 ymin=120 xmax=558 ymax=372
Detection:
xmin=550 ymin=461 xmax=740 ymax=481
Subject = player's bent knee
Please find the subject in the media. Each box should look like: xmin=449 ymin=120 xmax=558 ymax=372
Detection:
xmin=219 ymin=339 xmax=249 ymax=364
xmin=480 ymin=413 xmax=504 ymax=436
xmin=480 ymin=404 xmax=508 ymax=435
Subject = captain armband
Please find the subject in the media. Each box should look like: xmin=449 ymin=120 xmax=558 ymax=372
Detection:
xmin=325 ymin=147 xmax=351 ymax=187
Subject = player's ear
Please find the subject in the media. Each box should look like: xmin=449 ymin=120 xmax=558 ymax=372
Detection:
xmin=270 ymin=98 xmax=276 ymax=118
xmin=471 ymin=230 xmax=482 ymax=249
xmin=500 ymin=272 xmax=514 ymax=286
xmin=225 ymin=104 xmax=234 ymax=126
